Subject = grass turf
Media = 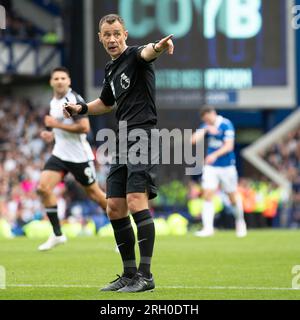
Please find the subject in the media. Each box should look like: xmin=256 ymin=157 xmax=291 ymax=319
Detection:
xmin=0 ymin=230 xmax=300 ymax=300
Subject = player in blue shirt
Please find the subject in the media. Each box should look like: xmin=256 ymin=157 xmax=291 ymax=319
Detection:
xmin=191 ymin=106 xmax=247 ymax=237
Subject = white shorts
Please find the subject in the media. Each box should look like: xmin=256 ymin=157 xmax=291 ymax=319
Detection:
xmin=202 ymin=165 xmax=238 ymax=194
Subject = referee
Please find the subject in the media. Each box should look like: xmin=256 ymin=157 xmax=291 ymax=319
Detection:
xmin=64 ymin=14 xmax=174 ymax=293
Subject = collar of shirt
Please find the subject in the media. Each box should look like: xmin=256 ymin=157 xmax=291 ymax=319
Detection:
xmin=111 ymin=46 xmax=129 ymax=62
xmin=53 ymin=88 xmax=72 ymax=103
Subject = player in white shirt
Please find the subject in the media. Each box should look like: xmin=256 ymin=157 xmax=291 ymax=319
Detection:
xmin=37 ymin=67 xmax=107 ymax=251
xmin=191 ymin=106 xmax=247 ymax=238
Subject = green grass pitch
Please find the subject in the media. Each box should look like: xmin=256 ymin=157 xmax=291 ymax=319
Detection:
xmin=0 ymin=230 xmax=300 ymax=300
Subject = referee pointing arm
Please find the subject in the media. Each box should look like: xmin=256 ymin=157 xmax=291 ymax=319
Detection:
xmin=64 ymin=14 xmax=174 ymax=293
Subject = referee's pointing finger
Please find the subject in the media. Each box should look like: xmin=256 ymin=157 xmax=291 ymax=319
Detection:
xmin=161 ymin=34 xmax=174 ymax=55
xmin=162 ymin=34 xmax=174 ymax=43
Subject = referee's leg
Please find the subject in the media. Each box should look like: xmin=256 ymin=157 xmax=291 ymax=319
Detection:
xmin=107 ymin=198 xmax=137 ymax=277
xmin=127 ymin=192 xmax=155 ymax=280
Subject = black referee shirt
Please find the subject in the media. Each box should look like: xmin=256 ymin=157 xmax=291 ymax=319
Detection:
xmin=100 ymin=46 xmax=157 ymax=131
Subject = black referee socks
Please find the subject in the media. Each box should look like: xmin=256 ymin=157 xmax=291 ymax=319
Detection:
xmin=133 ymin=210 xmax=155 ymax=278
xmin=111 ymin=217 xmax=137 ymax=278
xmin=45 ymin=206 xmax=62 ymax=237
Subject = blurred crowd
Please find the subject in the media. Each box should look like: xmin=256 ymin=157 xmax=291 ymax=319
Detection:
xmin=3 ymin=12 xmax=41 ymax=40
xmin=263 ymin=128 xmax=300 ymax=227
xmin=264 ymin=129 xmax=300 ymax=178
xmin=0 ymin=96 xmax=47 ymax=234
xmin=0 ymin=0 xmax=42 ymax=40
xmin=0 ymin=0 xmax=62 ymax=43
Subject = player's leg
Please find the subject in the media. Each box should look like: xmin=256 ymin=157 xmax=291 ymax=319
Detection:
xmin=221 ymin=166 xmax=247 ymax=237
xmin=195 ymin=189 xmax=216 ymax=237
xmin=82 ymin=182 xmax=107 ymax=211
xmin=69 ymin=160 xmax=108 ymax=211
xmin=100 ymin=165 xmax=137 ymax=292
xmin=37 ymin=167 xmax=67 ymax=251
xmin=195 ymin=166 xmax=218 ymax=237
xmin=37 ymin=170 xmax=63 ymax=237
xmin=228 ymin=191 xmax=247 ymax=237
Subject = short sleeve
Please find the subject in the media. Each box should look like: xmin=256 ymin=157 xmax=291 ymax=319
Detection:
xmin=74 ymin=93 xmax=86 ymax=105
xmin=136 ymin=45 xmax=156 ymax=64
xmin=100 ymin=79 xmax=115 ymax=106
xmin=223 ymin=121 xmax=235 ymax=140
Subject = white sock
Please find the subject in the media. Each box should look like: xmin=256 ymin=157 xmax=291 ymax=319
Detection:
xmin=202 ymin=201 xmax=214 ymax=231
xmin=232 ymin=195 xmax=245 ymax=223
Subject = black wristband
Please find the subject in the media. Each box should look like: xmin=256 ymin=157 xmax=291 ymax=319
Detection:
xmin=78 ymin=102 xmax=88 ymax=115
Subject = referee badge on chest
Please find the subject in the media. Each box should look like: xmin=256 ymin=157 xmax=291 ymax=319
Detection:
xmin=120 ymin=73 xmax=130 ymax=90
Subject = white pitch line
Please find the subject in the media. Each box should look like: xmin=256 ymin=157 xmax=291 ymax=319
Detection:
xmin=7 ymin=284 xmax=99 ymax=288
xmin=162 ymin=286 xmax=299 ymax=291
xmin=5 ymin=284 xmax=300 ymax=291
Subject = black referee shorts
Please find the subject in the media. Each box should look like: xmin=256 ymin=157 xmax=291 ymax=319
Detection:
xmin=106 ymin=163 xmax=158 ymax=200
xmin=43 ymin=155 xmax=96 ymax=186
xmin=106 ymin=129 xmax=159 ymax=200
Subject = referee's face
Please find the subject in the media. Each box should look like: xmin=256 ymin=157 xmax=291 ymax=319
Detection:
xmin=50 ymin=71 xmax=71 ymax=97
xmin=99 ymin=21 xmax=128 ymax=59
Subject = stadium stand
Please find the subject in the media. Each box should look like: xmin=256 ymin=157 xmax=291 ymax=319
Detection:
xmin=0 ymin=0 xmax=63 ymax=76
xmin=263 ymin=127 xmax=300 ymax=228
xmin=243 ymin=109 xmax=300 ymax=228
xmin=0 ymin=0 xmax=44 ymax=40
xmin=31 ymin=0 xmax=62 ymax=16
xmin=264 ymin=128 xmax=300 ymax=178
